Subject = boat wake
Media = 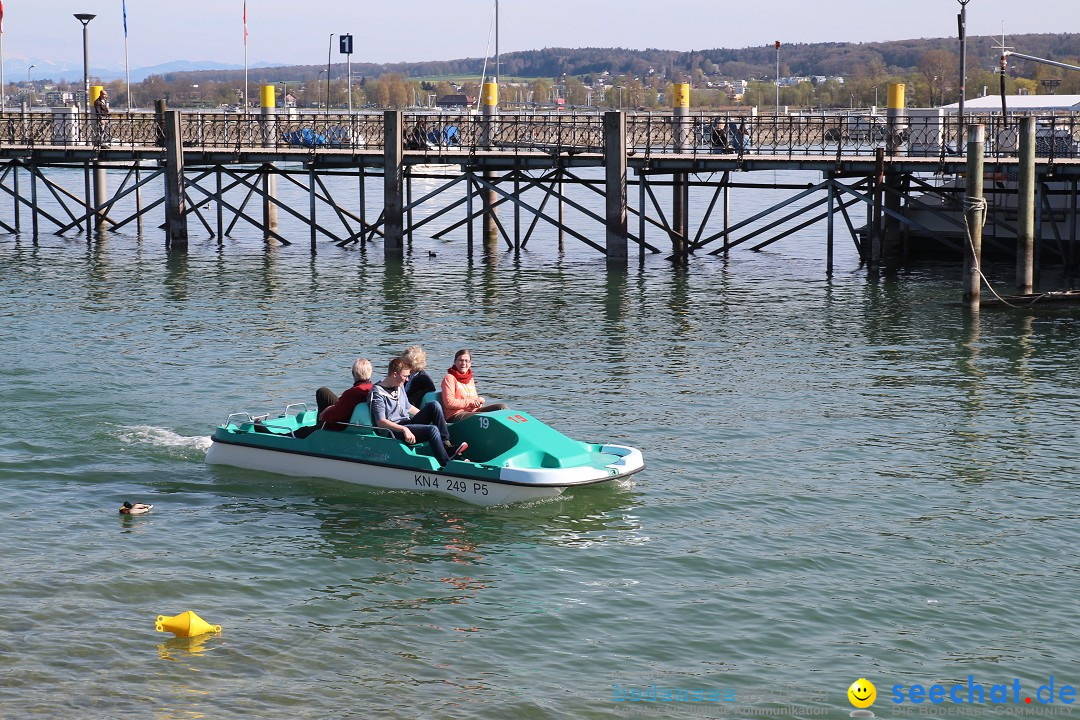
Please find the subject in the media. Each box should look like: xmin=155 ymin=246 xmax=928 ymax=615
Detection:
xmin=117 ymin=425 xmax=213 ymax=457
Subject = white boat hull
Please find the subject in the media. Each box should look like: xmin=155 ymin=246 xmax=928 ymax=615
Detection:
xmin=206 ymin=441 xmax=565 ymax=506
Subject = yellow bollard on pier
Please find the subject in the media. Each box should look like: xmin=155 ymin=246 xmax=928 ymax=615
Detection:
xmin=155 ymin=610 xmax=222 ymax=638
xmin=887 ymin=82 xmax=905 ymax=111
xmin=672 ymin=82 xmax=690 ymax=110
xmin=481 ymin=81 xmax=498 ymax=109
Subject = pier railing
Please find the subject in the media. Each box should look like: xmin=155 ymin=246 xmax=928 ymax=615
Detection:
xmin=2 ymin=109 xmax=1079 ymax=160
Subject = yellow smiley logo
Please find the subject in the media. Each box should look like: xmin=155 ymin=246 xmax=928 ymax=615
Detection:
xmin=848 ymin=678 xmax=876 ymax=709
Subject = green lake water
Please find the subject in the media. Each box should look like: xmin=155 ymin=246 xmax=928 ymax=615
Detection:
xmin=1 ymin=169 xmax=1078 ymax=719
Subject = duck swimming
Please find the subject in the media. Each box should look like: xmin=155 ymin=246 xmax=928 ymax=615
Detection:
xmin=119 ymin=501 xmax=153 ymax=515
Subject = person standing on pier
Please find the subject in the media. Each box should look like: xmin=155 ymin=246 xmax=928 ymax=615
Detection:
xmin=94 ymin=89 xmax=111 ymax=147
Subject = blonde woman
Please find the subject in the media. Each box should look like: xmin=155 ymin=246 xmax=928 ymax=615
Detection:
xmin=402 ymin=345 xmax=436 ymax=407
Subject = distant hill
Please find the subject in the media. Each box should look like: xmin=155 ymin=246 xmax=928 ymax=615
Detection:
xmin=2 ymin=58 xmax=278 ymax=84
xmin=153 ymin=33 xmax=1080 ymax=84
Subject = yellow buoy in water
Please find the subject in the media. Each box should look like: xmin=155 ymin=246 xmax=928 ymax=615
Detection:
xmin=155 ymin=610 xmax=222 ymax=638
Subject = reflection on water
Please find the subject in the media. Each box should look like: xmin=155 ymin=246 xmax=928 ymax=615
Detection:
xmin=164 ymin=247 xmax=190 ymax=304
xmin=156 ymin=633 xmax=219 ymax=661
xmin=4 ymin=175 xmax=1080 ymax=718
xmin=219 ymin=476 xmax=648 ymax=564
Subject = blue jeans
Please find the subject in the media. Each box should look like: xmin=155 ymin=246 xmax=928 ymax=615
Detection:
xmin=397 ymin=402 xmax=452 ymax=465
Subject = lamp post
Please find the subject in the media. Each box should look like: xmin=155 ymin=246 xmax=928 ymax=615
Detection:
xmin=1042 ymin=78 xmax=1061 ymax=95
xmin=340 ymin=34 xmax=353 ymax=113
xmin=27 ymin=65 xmax=34 ymax=107
xmin=326 ymin=33 xmax=334 ymax=116
xmin=872 ymin=85 xmax=879 ymax=109
xmin=775 ymin=40 xmax=781 ymax=116
xmin=958 ymin=0 xmax=971 ymax=153
xmin=278 ymin=80 xmax=287 ymax=110
xmin=74 ymin=13 xmax=96 ymax=116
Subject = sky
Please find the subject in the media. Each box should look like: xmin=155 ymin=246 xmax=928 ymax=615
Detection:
xmin=3 ymin=0 xmax=1078 ymax=73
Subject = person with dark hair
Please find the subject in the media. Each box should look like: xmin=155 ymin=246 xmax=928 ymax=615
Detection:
xmin=370 ymin=357 xmax=466 ymax=468
xmin=94 ymin=89 xmax=111 ymax=146
xmin=441 ymin=349 xmax=509 ymax=422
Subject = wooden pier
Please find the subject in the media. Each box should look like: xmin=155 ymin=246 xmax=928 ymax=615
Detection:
xmin=3 ymin=83 xmax=1080 ymax=275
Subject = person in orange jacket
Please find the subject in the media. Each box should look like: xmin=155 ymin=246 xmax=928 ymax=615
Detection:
xmin=441 ymin=349 xmax=509 ymax=422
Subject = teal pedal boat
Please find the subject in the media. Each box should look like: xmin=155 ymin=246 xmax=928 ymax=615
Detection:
xmin=205 ymin=401 xmax=644 ymax=506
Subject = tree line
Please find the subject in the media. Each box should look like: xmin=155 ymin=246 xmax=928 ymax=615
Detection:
xmin=20 ymin=32 xmax=1080 ymax=111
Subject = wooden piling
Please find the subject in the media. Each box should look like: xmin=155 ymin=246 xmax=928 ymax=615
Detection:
xmin=30 ymin=163 xmax=38 ymax=238
xmin=481 ymin=83 xmax=499 ymax=252
xmin=383 ymin=109 xmax=404 ymax=254
xmin=358 ymin=159 xmax=367 ymax=248
xmin=672 ymin=83 xmax=690 ymax=256
xmin=216 ymin=167 xmax=224 ymax=243
xmin=558 ymin=175 xmax=565 ymax=252
xmin=135 ymin=164 xmax=143 ymax=233
xmin=826 ymin=175 xmax=835 ymax=274
xmin=262 ymin=167 xmax=278 ymax=241
xmin=406 ymin=167 xmax=414 ymax=250
xmin=513 ymin=170 xmax=521 ymax=251
xmin=1071 ymin=180 xmax=1078 ymax=269
xmin=723 ymin=173 xmax=730 ymax=256
xmin=871 ymin=148 xmax=884 ymax=268
xmin=309 ymin=165 xmax=317 ymax=252
xmin=1016 ymin=116 xmax=1035 ymax=294
xmin=12 ymin=161 xmax=19 ymax=232
xmin=1035 ymin=179 xmax=1043 ymax=258
xmin=604 ymin=110 xmax=628 ymax=262
xmin=638 ymin=170 xmax=647 ymax=264
xmin=163 ymin=110 xmax=188 ymax=249
xmin=93 ymin=163 xmax=107 ymax=230
xmin=83 ymin=163 xmax=91 ymax=236
xmin=466 ymin=176 xmax=474 ymax=256
xmin=963 ymin=124 xmax=985 ymax=306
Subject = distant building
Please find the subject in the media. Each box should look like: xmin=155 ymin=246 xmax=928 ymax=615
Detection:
xmin=940 ymin=94 xmax=1080 ymax=112
xmin=436 ymin=94 xmax=475 ymax=108
xmin=43 ymin=90 xmax=76 ymax=106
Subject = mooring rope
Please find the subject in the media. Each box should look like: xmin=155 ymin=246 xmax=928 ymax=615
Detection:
xmin=963 ymin=195 xmax=1047 ymax=308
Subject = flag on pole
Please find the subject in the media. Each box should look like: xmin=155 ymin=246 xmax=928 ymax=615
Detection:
xmin=123 ymin=0 xmax=128 ymax=37
xmin=243 ymin=1 xmax=248 ymax=43
xmin=1 ymin=1 xmax=5 ymax=33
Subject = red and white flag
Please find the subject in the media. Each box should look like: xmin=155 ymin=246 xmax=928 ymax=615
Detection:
xmin=1 ymin=1 xmax=6 ymax=33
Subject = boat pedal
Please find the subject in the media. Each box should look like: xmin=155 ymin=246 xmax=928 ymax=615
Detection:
xmin=254 ymin=422 xmax=291 ymax=436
